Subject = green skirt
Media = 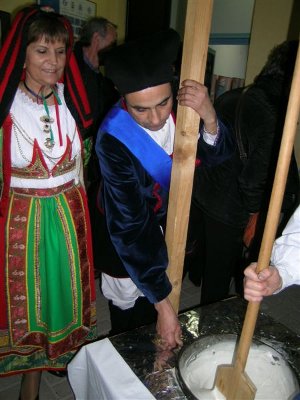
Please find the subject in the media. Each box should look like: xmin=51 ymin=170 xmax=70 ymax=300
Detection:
xmin=0 ymin=183 xmax=97 ymax=375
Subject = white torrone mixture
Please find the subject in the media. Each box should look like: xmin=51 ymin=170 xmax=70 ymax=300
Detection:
xmin=181 ymin=340 xmax=299 ymax=399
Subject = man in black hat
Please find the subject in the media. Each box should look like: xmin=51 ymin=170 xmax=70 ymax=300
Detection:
xmin=95 ymin=29 xmax=233 ymax=349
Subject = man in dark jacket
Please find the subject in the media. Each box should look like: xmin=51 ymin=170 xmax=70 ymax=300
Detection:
xmin=74 ymin=17 xmax=118 ymax=138
xmin=95 ymin=29 xmax=233 ymax=349
xmin=186 ymin=40 xmax=300 ymax=304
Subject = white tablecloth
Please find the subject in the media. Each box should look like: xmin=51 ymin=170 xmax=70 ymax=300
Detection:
xmin=68 ymin=337 xmax=156 ymax=400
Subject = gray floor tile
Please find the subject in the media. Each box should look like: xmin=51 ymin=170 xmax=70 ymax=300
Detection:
xmin=0 ymin=384 xmax=20 ymax=400
xmin=0 ymin=374 xmax=22 ymax=390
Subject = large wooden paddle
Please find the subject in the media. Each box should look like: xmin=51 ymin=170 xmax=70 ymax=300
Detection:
xmin=214 ymin=41 xmax=300 ymax=400
xmin=166 ymin=0 xmax=213 ymax=312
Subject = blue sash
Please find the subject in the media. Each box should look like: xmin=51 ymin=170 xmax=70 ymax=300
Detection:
xmin=99 ymin=105 xmax=172 ymax=190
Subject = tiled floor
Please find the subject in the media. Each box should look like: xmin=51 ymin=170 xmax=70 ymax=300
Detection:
xmin=1 ymin=276 xmax=300 ymax=399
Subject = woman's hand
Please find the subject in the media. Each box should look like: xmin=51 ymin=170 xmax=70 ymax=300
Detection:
xmin=177 ymin=79 xmax=217 ymax=134
xmin=244 ymin=262 xmax=283 ymax=302
xmin=154 ymin=297 xmax=182 ymax=350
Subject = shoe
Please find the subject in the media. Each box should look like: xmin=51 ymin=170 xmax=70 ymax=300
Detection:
xmin=47 ymin=370 xmax=67 ymax=378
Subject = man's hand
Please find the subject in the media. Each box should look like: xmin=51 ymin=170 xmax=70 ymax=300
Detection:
xmin=154 ymin=298 xmax=182 ymax=350
xmin=244 ymin=262 xmax=283 ymax=302
xmin=177 ymin=79 xmax=217 ymax=134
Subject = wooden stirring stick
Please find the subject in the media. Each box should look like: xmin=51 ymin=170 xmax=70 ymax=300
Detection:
xmin=214 ymin=41 xmax=300 ymax=400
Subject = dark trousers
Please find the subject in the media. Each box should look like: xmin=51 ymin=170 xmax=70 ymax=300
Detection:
xmin=108 ymin=296 xmax=157 ymax=336
xmin=185 ymin=206 xmax=244 ymax=305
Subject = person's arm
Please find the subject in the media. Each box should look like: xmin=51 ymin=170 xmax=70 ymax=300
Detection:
xmin=271 ymin=205 xmax=300 ymax=290
xmin=155 ymin=298 xmax=182 ymax=350
xmin=244 ymin=205 xmax=300 ymax=301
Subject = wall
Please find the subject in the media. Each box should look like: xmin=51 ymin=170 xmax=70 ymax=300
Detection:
xmin=245 ymin=0 xmax=294 ymax=84
xmin=209 ymin=45 xmax=248 ymax=79
xmin=169 ymin=0 xmax=187 ymax=39
xmin=245 ymin=0 xmax=300 ymax=167
xmin=211 ymin=0 xmax=254 ymax=35
xmin=1 ymin=0 xmax=33 ymax=15
xmin=95 ymin=0 xmax=126 ymax=42
xmin=0 ymin=0 xmax=127 ymax=42
xmin=170 ymin=0 xmax=255 ymax=80
xmin=209 ymin=0 xmax=255 ymax=79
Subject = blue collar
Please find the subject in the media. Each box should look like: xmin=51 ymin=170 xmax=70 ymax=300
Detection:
xmin=99 ymin=104 xmax=172 ymax=190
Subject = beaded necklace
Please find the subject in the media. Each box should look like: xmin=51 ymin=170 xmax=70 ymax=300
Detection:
xmin=42 ymin=89 xmax=63 ymax=148
xmin=11 ymin=112 xmax=77 ymax=165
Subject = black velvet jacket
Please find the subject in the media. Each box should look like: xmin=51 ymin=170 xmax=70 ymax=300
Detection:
xmin=96 ymin=104 xmax=233 ymax=304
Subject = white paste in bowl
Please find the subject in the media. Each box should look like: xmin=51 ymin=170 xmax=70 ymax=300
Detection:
xmin=180 ymin=339 xmax=299 ymax=399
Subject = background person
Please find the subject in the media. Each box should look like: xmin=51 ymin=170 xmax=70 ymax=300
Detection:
xmin=244 ymin=204 xmax=300 ymax=302
xmin=73 ymin=16 xmax=119 ymax=141
xmin=95 ymin=29 xmax=234 ymax=349
xmin=0 ymin=6 xmax=97 ymax=399
xmin=185 ymin=40 xmax=300 ymax=304
xmin=74 ymin=17 xmax=119 ymax=278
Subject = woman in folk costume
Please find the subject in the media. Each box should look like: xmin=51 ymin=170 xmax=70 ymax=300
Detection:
xmin=0 ymin=6 xmax=97 ymax=399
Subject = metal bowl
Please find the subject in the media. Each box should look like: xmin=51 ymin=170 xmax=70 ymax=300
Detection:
xmin=176 ymin=334 xmax=299 ymax=400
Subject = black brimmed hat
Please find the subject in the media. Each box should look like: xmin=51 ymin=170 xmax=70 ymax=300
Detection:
xmin=104 ymin=29 xmax=180 ymax=94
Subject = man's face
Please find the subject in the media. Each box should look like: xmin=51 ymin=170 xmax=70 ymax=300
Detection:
xmin=105 ymin=25 xmax=117 ymax=48
xmin=125 ymin=83 xmax=173 ymax=131
xmin=98 ymin=25 xmax=117 ymax=52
